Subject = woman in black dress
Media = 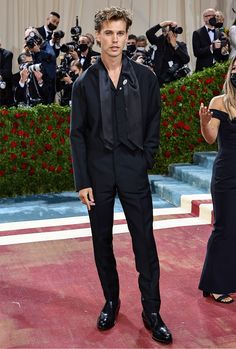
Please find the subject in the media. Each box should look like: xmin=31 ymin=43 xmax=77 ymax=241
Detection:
xmin=198 ymin=57 xmax=236 ymax=304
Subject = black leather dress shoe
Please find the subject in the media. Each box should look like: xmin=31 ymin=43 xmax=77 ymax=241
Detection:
xmin=97 ymin=299 xmax=121 ymax=330
xmin=142 ymin=311 xmax=172 ymax=344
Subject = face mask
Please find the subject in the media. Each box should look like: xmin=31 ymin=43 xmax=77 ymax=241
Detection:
xmin=136 ymin=47 xmax=145 ymax=52
xmin=209 ymin=17 xmax=217 ymax=27
xmin=48 ymin=23 xmax=57 ymax=31
xmin=79 ymin=43 xmax=88 ymax=52
xmin=127 ymin=44 xmax=136 ymax=53
xmin=230 ymin=73 xmax=236 ymax=88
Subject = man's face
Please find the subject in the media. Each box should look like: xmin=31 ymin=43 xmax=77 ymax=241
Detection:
xmin=47 ymin=14 xmax=60 ymax=30
xmin=96 ymin=19 xmax=128 ymax=58
xmin=203 ymin=9 xmax=216 ymax=25
xmin=127 ymin=38 xmax=136 ymax=47
xmin=79 ymin=36 xmax=89 ymax=45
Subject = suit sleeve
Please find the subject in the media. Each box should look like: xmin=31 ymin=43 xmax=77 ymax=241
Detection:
xmin=175 ymin=42 xmax=190 ymax=64
xmin=146 ymin=24 xmax=162 ymax=45
xmin=0 ymin=51 xmax=13 ymax=81
xmin=192 ymin=30 xmax=212 ymax=58
xmin=144 ymin=72 xmax=161 ymax=169
xmin=70 ymin=77 xmax=91 ymax=191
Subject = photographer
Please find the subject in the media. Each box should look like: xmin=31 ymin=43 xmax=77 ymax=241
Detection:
xmin=146 ymin=21 xmax=190 ymax=86
xmin=56 ymin=59 xmax=82 ymax=106
xmin=24 ymin=27 xmax=57 ymax=103
xmin=0 ymin=41 xmax=13 ymax=106
xmin=37 ymin=11 xmax=61 ymax=57
xmin=192 ymin=8 xmax=229 ymax=72
xmin=14 ymin=52 xmax=50 ymax=106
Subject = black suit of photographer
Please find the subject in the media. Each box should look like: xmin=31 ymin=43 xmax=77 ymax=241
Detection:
xmin=0 ymin=47 xmax=13 ymax=106
xmin=13 ymin=69 xmax=50 ymax=106
xmin=192 ymin=26 xmax=229 ymax=72
xmin=146 ymin=24 xmax=190 ymax=86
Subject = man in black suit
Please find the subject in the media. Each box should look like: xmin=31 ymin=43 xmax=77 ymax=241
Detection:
xmin=70 ymin=6 xmax=172 ymax=345
xmin=146 ymin=21 xmax=190 ymax=86
xmin=37 ymin=11 xmax=61 ymax=58
xmin=192 ymin=8 xmax=229 ymax=72
xmin=0 ymin=43 xmax=13 ymax=106
xmin=77 ymin=34 xmax=99 ymax=71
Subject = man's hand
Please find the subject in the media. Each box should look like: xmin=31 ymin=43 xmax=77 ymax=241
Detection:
xmin=79 ymin=187 xmax=95 ymax=211
xmin=160 ymin=21 xmax=177 ymax=28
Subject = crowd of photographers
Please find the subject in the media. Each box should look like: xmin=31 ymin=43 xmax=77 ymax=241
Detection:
xmin=0 ymin=7 xmax=234 ymax=107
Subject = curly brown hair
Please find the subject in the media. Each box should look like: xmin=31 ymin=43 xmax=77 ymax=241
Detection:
xmin=94 ymin=7 xmax=132 ymax=32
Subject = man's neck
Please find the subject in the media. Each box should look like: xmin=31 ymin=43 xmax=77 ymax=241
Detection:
xmin=101 ymin=54 xmax=122 ymax=72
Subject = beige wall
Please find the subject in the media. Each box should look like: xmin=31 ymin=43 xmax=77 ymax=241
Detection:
xmin=0 ymin=0 xmax=235 ymax=72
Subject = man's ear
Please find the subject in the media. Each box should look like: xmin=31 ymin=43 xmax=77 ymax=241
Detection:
xmin=95 ymin=31 xmax=101 ymax=47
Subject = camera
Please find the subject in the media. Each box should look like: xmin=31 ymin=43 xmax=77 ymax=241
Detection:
xmin=0 ymin=79 xmax=6 ymax=89
xmin=219 ymin=37 xmax=228 ymax=48
xmin=20 ymin=62 xmax=43 ymax=73
xmin=25 ymin=31 xmax=42 ymax=49
xmin=70 ymin=16 xmax=82 ymax=40
xmin=170 ymin=26 xmax=183 ymax=34
xmin=54 ymin=30 xmax=65 ymax=40
xmin=164 ymin=63 xmax=190 ymax=83
xmin=60 ymin=42 xmax=79 ymax=53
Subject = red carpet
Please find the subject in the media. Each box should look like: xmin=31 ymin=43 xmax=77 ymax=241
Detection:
xmin=0 ymin=224 xmax=235 ymax=348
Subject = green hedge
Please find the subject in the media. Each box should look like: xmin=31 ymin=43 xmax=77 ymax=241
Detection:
xmin=0 ymin=62 xmax=229 ymax=197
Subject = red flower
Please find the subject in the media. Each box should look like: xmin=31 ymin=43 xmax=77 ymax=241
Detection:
xmin=42 ymin=162 xmax=48 ymax=169
xmin=60 ymin=137 xmax=65 ymax=144
xmin=164 ymin=151 xmax=171 ymax=158
xmin=12 ymin=166 xmax=17 ymax=172
xmin=1 ymin=109 xmax=9 ymax=115
xmin=51 ymin=132 xmax=57 ymax=139
xmin=162 ymin=120 xmax=169 ymax=127
xmin=35 ymin=128 xmax=42 ymax=135
xmin=37 ymin=149 xmax=44 ymax=155
xmin=56 ymin=166 xmax=63 ymax=173
xmin=183 ymin=124 xmax=190 ymax=131
xmin=0 ymin=122 xmax=5 ymax=127
xmin=17 ymin=130 xmax=24 ymax=137
xmin=48 ymin=165 xmax=55 ymax=172
xmin=10 ymin=153 xmax=17 ymax=161
xmin=161 ymin=94 xmax=167 ymax=101
xmin=69 ymin=168 xmax=73 ymax=174
xmin=65 ymin=128 xmax=70 ymax=136
xmin=21 ymin=141 xmax=27 ymax=148
xmin=29 ymin=167 xmax=35 ymax=176
xmin=21 ymin=163 xmax=28 ymax=170
xmin=57 ymin=150 xmax=63 ymax=156
xmin=176 ymin=95 xmax=183 ymax=102
xmin=169 ymin=88 xmax=175 ymax=95
xmin=11 ymin=128 xmax=17 ymax=134
xmin=45 ymin=144 xmax=52 ymax=151
xmin=172 ymin=132 xmax=179 ymax=137
xmin=180 ymin=85 xmax=186 ymax=92
xmin=0 ymin=170 xmax=6 ymax=176
xmin=29 ymin=120 xmax=35 ymax=127
xmin=47 ymin=125 xmax=53 ymax=131
xmin=165 ymin=132 xmax=171 ymax=138
xmin=205 ymin=77 xmax=214 ymax=84
xmin=31 ymin=154 xmax=37 ymax=160
xmin=3 ymin=135 xmax=8 ymax=141
xmin=21 ymin=151 xmax=27 ymax=158
xmin=197 ymin=137 xmax=204 ymax=143
xmin=11 ymin=141 xmax=17 ymax=148
xmin=29 ymin=140 xmax=35 ymax=146
xmin=15 ymin=113 xmax=21 ymax=119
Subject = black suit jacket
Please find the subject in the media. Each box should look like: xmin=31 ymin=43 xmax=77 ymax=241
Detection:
xmin=0 ymin=48 xmax=13 ymax=106
xmin=70 ymin=57 xmax=160 ymax=191
xmin=146 ymin=24 xmax=190 ymax=84
xmin=192 ymin=26 xmax=229 ymax=72
xmin=80 ymin=49 xmax=100 ymax=71
xmin=36 ymin=25 xmax=60 ymax=58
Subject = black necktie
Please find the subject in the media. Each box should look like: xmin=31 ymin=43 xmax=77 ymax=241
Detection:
xmin=208 ymin=28 xmax=215 ymax=33
xmin=47 ymin=31 xmax=52 ymax=40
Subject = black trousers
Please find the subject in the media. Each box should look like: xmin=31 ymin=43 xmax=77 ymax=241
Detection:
xmin=87 ymin=144 xmax=161 ymax=313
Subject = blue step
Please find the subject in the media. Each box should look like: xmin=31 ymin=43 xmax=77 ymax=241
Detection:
xmin=193 ymin=151 xmax=217 ymax=168
xmin=168 ymin=164 xmax=212 ymax=191
xmin=153 ymin=177 xmax=208 ymax=207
